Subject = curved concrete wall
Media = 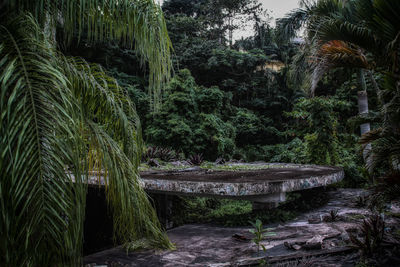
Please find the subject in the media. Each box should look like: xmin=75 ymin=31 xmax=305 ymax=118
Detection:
xmin=142 ymin=164 xmax=344 ymax=199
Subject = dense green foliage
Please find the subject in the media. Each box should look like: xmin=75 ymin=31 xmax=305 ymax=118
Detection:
xmin=65 ymin=0 xmax=379 ymax=187
xmin=146 ymin=69 xmax=236 ymax=159
xmin=288 ymin=97 xmax=345 ymax=165
xmin=171 ymin=188 xmax=330 ymax=227
xmin=61 ymin=1 xmax=400 ymax=185
xmin=71 ymin=1 xmax=300 ymax=159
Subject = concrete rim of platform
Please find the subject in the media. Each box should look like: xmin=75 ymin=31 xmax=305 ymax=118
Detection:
xmin=140 ymin=163 xmax=344 ymax=198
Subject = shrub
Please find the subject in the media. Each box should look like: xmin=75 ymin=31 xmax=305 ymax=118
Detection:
xmin=349 ymin=214 xmax=385 ymax=257
xmin=145 ymin=69 xmax=236 ymax=160
xmin=187 ymin=154 xmax=204 ymax=165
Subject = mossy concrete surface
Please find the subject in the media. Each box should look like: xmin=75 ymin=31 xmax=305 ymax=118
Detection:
xmin=139 ymin=163 xmax=344 ymax=200
xmin=83 ymin=163 xmax=344 ymax=205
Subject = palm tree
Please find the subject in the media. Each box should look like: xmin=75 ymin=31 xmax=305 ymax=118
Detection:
xmin=279 ymin=0 xmax=400 ymax=173
xmin=0 ymin=1 xmax=173 ymax=266
xmin=313 ymin=0 xmax=400 ymax=173
xmin=277 ymin=0 xmax=373 ymax=162
xmin=312 ymin=39 xmax=373 ymax=161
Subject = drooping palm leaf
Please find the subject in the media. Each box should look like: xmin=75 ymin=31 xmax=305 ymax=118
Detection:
xmin=317 ymin=40 xmax=369 ymax=68
xmin=0 ymin=12 xmax=173 ymax=266
xmin=0 ymin=15 xmax=85 ymax=266
xmin=60 ymin=56 xmax=171 ymax=247
xmin=3 ymin=0 xmax=173 ymax=109
xmin=288 ymin=43 xmax=313 ymax=91
xmin=317 ymin=17 xmax=382 ymax=57
xmin=276 ymin=8 xmax=308 ymax=43
xmin=309 ymin=40 xmax=370 ymax=95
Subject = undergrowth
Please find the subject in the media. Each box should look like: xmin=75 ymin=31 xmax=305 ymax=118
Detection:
xmin=171 ymin=188 xmax=330 ymax=227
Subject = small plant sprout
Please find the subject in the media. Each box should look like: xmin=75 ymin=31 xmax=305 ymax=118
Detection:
xmin=188 ymin=153 xmax=204 ymax=165
xmin=249 ymin=219 xmax=276 ymax=256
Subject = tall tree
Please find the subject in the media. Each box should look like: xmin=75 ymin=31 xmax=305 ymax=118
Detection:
xmin=163 ymin=0 xmax=261 ymax=46
xmin=207 ymin=0 xmax=262 ymax=47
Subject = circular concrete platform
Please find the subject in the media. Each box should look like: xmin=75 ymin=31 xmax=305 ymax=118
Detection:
xmin=140 ymin=163 xmax=344 ymax=200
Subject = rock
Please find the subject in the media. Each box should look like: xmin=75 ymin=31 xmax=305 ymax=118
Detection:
xmin=303 ymin=235 xmax=323 ymax=250
xmin=292 ymin=244 xmax=302 ymax=250
xmin=267 ymin=231 xmax=298 ymax=241
xmin=308 ymin=215 xmax=322 ymax=224
xmin=331 ymin=224 xmax=352 ymax=242
xmin=284 ymin=242 xmax=302 ymax=250
xmin=235 ymin=256 xmax=265 ymax=266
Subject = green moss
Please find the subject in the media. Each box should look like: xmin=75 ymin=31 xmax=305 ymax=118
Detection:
xmin=201 ymin=164 xmax=288 ymax=171
xmin=139 ymin=162 xmax=303 ymax=172
xmin=209 ymin=199 xmax=252 ymax=217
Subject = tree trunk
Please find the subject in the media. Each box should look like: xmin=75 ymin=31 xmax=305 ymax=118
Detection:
xmin=357 ymin=90 xmax=370 ymax=135
xmin=367 ymin=70 xmax=382 ymax=104
xmin=228 ymin=17 xmax=233 ymax=48
xmin=357 ymin=70 xmax=372 ymax=165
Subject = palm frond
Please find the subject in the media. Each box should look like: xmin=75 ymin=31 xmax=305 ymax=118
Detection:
xmin=318 ymin=40 xmax=369 ymax=68
xmin=276 ymin=8 xmax=308 ymax=42
xmin=360 ymin=128 xmax=383 ymax=145
xmin=288 ymin=0 xmax=400 ymax=175
xmin=60 ymin=56 xmax=172 ymax=247
xmin=4 ymin=0 xmax=173 ymax=110
xmin=370 ymin=0 xmax=400 ymax=43
xmin=0 ymin=14 xmax=85 ymax=266
xmin=288 ymin=43 xmax=312 ymax=92
xmin=309 ymin=40 xmax=370 ymax=95
xmin=0 ymin=13 xmax=172 ymax=267
xmin=317 ymin=18 xmax=381 ymax=56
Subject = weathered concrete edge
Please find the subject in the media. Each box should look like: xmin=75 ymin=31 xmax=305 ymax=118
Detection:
xmin=143 ymin=168 xmax=345 ymax=198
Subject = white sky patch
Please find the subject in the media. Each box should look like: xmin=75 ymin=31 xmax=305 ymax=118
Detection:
xmin=237 ymin=0 xmax=300 ymax=40
xmin=261 ymin=0 xmax=300 ymax=23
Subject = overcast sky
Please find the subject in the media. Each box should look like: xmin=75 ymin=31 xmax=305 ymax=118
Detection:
xmin=156 ymin=0 xmax=301 ymax=40
xmin=261 ymin=0 xmax=299 ymax=22
xmin=241 ymin=0 xmax=300 ymax=39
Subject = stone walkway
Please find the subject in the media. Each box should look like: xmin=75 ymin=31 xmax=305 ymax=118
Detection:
xmin=84 ymin=189 xmax=400 ymax=266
